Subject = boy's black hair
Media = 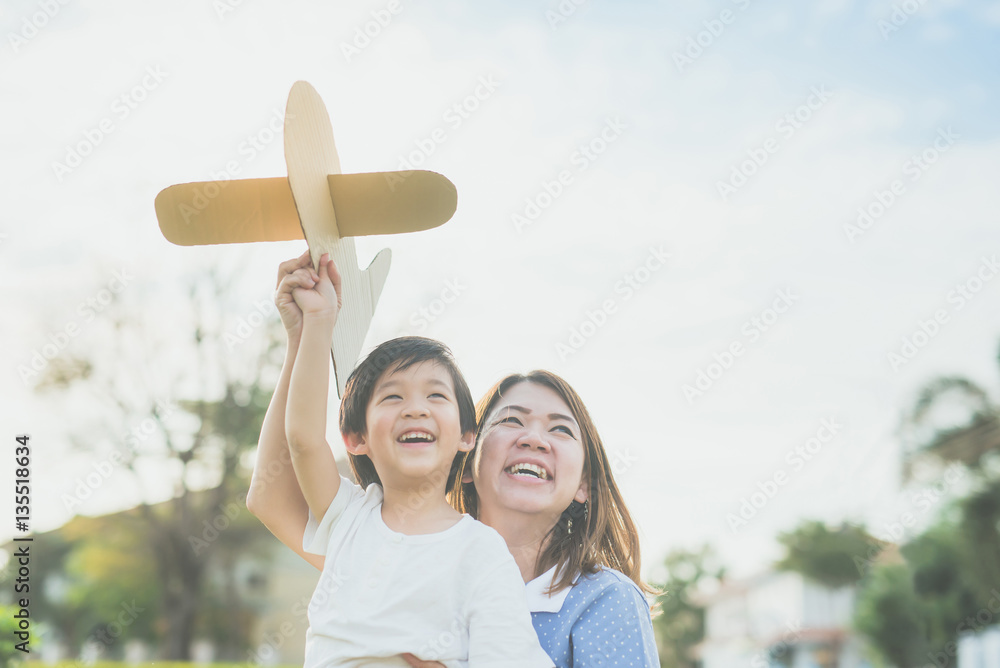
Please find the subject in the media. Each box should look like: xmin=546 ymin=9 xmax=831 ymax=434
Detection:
xmin=339 ymin=336 xmax=476 ymax=490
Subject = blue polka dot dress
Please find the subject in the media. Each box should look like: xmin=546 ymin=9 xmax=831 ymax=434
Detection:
xmin=528 ymin=567 xmax=659 ymax=667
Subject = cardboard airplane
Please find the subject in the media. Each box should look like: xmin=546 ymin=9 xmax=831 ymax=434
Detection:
xmin=155 ymin=81 xmax=458 ymax=397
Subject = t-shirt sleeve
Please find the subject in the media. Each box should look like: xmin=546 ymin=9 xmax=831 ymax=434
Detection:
xmin=467 ymin=559 xmax=555 ymax=667
xmin=302 ymin=476 xmax=365 ymax=556
xmin=569 ymin=581 xmax=659 ymax=668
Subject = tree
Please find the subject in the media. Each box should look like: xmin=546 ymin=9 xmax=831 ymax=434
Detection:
xmin=775 ymin=521 xmax=884 ymax=589
xmin=0 ymin=604 xmax=26 ymax=668
xmin=901 ymin=342 xmax=1000 ymax=480
xmin=899 ymin=341 xmax=1000 ymax=624
xmin=652 ymin=545 xmax=724 ymax=668
xmin=29 ymin=258 xmax=283 ymax=660
xmin=853 ymin=564 xmax=927 ymax=668
xmin=956 ymin=480 xmax=1000 ymax=602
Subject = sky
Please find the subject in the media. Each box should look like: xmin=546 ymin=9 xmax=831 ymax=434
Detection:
xmin=2 ymin=0 xmax=999 ymax=582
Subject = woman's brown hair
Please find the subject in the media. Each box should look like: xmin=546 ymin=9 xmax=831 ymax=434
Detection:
xmin=453 ymin=370 xmax=658 ymax=599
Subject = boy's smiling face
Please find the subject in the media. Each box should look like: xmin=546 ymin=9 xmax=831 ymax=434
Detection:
xmin=345 ymin=360 xmax=473 ymax=488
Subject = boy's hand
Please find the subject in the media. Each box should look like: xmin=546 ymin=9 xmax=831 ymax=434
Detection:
xmin=275 ymin=250 xmax=317 ymax=340
xmin=290 ymin=252 xmax=342 ymax=323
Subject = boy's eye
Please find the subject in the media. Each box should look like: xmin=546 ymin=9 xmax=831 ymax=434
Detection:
xmin=429 ymin=392 xmax=448 ymax=399
xmin=380 ymin=394 xmax=402 ymax=402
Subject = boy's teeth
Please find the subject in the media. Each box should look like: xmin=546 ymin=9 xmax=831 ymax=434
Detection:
xmin=399 ymin=431 xmax=434 ymax=443
xmin=506 ymin=463 xmax=549 ymax=480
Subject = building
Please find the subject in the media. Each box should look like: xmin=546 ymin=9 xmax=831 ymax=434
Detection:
xmin=694 ymin=570 xmax=872 ymax=668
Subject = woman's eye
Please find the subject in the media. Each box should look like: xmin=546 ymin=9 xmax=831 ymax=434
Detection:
xmin=552 ymin=425 xmax=575 ymax=437
xmin=497 ymin=416 xmax=522 ymax=426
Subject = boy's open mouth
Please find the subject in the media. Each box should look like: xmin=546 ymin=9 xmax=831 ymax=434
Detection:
xmin=504 ymin=463 xmax=551 ymax=481
xmin=397 ymin=430 xmax=436 ymax=445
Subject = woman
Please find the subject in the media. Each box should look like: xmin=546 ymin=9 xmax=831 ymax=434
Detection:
xmin=413 ymin=371 xmax=660 ymax=667
xmin=248 ymin=252 xmax=659 ymax=666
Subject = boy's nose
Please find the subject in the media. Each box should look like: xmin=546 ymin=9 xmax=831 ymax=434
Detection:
xmin=402 ymin=401 xmax=430 ymax=418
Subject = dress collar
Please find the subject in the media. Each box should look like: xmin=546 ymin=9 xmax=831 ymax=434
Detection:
xmin=524 ymin=564 xmax=579 ymax=613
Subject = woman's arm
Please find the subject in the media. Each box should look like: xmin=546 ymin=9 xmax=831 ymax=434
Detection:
xmin=247 ymin=331 xmax=323 ymax=570
xmin=246 ymin=250 xmax=333 ymax=570
xmin=285 ymin=253 xmax=343 ymax=523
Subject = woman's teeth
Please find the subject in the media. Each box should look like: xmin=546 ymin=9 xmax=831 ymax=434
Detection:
xmin=505 ymin=463 xmax=550 ymax=480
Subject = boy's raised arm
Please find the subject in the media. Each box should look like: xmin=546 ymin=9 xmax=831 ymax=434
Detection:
xmin=285 ymin=253 xmax=343 ymax=523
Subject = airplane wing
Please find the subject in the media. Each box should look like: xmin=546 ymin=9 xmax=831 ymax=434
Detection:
xmin=155 ymin=170 xmax=456 ymax=246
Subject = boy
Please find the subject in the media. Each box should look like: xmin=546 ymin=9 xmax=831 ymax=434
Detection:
xmin=248 ymin=251 xmax=552 ymax=667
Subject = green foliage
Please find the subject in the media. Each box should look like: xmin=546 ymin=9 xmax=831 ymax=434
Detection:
xmin=0 ymin=605 xmax=27 ymax=668
xmin=958 ymin=480 xmax=1000 ymax=592
xmin=39 ymin=663 xmax=298 ymax=668
xmin=854 ymin=564 xmax=927 ymax=668
xmin=652 ymin=545 xmax=723 ymax=668
xmin=775 ymin=521 xmax=882 ymax=588
xmin=25 ymin=265 xmax=284 ymax=660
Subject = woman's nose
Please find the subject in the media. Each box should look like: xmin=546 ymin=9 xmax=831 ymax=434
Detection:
xmin=516 ymin=432 xmax=550 ymax=451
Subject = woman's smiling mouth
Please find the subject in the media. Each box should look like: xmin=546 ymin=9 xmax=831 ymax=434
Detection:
xmin=504 ymin=462 xmax=552 ymax=481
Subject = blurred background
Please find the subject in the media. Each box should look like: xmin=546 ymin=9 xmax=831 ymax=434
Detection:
xmin=1 ymin=0 xmax=999 ymax=665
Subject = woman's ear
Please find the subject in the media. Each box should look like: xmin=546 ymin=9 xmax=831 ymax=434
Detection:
xmin=458 ymin=431 xmax=476 ymax=453
xmin=343 ymin=432 xmax=368 ymax=455
xmin=574 ymin=477 xmax=589 ymax=504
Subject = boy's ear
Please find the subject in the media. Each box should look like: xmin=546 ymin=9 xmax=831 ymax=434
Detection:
xmin=343 ymin=432 xmax=368 ymax=455
xmin=457 ymin=431 xmax=476 ymax=453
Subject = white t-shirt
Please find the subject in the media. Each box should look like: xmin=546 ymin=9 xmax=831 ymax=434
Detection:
xmin=302 ymin=476 xmax=554 ymax=668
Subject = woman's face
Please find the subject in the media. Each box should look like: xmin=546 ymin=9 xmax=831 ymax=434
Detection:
xmin=470 ymin=381 xmax=588 ymax=524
